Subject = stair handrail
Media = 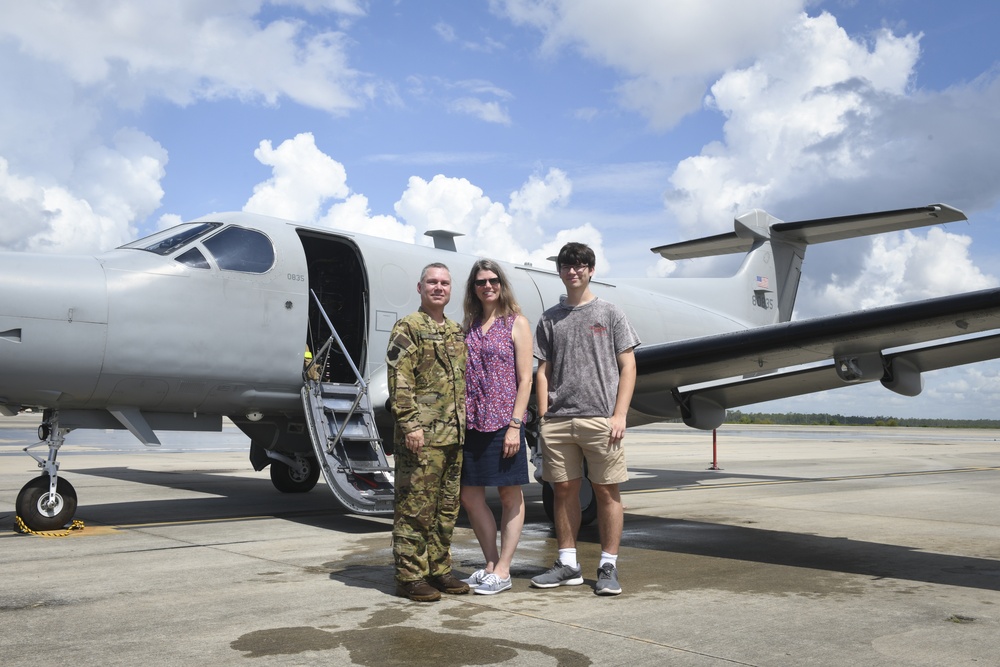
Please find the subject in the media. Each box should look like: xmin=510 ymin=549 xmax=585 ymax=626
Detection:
xmin=306 ymin=290 xmax=374 ymax=459
xmin=307 ymin=289 xmax=367 ymax=390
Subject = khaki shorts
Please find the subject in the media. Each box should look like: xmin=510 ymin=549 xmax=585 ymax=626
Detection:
xmin=538 ymin=416 xmax=628 ymax=485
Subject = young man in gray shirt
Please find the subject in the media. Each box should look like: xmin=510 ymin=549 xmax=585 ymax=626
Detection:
xmin=531 ymin=242 xmax=640 ymax=595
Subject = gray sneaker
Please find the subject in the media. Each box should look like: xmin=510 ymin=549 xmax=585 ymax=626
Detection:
xmin=462 ymin=568 xmax=488 ymax=586
xmin=473 ymin=573 xmax=512 ymax=595
xmin=530 ymin=560 xmax=584 ymax=588
xmin=595 ymin=562 xmax=622 ymax=595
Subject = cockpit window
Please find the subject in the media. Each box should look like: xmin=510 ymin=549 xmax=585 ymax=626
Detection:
xmin=121 ymin=222 xmax=221 ymax=255
xmin=175 ymin=247 xmax=210 ymax=269
xmin=202 ymin=226 xmax=275 ymax=273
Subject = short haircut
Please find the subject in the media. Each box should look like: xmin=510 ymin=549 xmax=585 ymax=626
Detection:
xmin=420 ymin=262 xmax=450 ymax=282
xmin=556 ymin=242 xmax=595 ymax=269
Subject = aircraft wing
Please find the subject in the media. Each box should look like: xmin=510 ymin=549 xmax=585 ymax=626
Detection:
xmin=633 ymin=287 xmax=1000 ymax=428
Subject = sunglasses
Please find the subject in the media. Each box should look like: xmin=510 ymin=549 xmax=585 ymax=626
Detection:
xmin=474 ymin=277 xmax=501 ymax=287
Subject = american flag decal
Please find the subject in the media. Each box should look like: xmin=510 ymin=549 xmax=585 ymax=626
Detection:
xmin=755 ymin=275 xmax=769 ymax=290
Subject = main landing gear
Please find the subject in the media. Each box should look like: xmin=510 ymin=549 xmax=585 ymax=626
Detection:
xmin=267 ymin=453 xmax=321 ymax=493
xmin=17 ymin=413 xmax=79 ymax=532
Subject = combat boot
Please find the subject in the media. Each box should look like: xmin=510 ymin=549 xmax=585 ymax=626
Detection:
xmin=396 ymin=580 xmax=441 ymax=602
xmin=427 ymin=573 xmax=470 ymax=595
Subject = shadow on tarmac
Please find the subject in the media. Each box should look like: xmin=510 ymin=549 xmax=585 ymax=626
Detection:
xmin=34 ymin=462 xmax=1000 ymax=595
xmin=47 ymin=466 xmax=390 ymax=535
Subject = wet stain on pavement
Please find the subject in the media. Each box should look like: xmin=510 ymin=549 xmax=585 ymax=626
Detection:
xmin=579 ymin=511 xmax=1000 ymax=595
xmin=358 ymin=607 xmax=412 ymax=628
xmin=232 ymin=626 xmax=339 ymax=658
xmin=437 ymin=604 xmax=497 ymax=631
xmin=231 ymin=623 xmax=591 ymax=665
xmin=297 ymin=496 xmax=1000 ymax=606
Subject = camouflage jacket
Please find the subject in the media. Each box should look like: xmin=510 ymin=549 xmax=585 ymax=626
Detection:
xmin=386 ymin=310 xmax=467 ymax=448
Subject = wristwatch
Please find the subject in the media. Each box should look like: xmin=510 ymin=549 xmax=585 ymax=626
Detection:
xmin=509 ymin=417 xmax=522 ymax=427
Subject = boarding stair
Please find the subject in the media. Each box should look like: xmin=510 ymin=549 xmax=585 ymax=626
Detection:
xmin=302 ymin=292 xmax=394 ymax=515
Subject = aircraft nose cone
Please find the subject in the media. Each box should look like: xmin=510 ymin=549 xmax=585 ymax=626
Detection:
xmin=0 ymin=252 xmax=109 ymax=409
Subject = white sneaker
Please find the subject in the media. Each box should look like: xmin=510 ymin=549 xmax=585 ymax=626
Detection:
xmin=473 ymin=573 xmax=512 ymax=595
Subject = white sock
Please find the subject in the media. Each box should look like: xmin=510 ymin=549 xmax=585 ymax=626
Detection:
xmin=599 ymin=552 xmax=618 ymax=568
xmin=558 ymin=548 xmax=578 ymax=568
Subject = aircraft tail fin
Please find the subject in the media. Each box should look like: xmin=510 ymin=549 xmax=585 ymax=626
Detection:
xmin=651 ymin=204 xmax=967 ymax=326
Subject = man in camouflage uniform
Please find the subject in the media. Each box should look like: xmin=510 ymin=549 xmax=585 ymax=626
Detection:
xmin=386 ymin=262 xmax=470 ymax=602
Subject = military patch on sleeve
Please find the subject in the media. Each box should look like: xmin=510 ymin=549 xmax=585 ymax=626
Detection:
xmin=386 ymin=332 xmax=416 ymax=367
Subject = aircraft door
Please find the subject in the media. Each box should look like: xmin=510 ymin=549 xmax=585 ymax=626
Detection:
xmin=296 ymin=232 xmax=368 ymax=383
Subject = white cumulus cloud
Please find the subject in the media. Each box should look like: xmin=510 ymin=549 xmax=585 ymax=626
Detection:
xmin=0 ymin=1 xmax=366 ymax=113
xmin=244 ymin=133 xmax=349 ymax=221
xmin=666 ymin=12 xmax=923 ymax=236
xmin=800 ymin=227 xmax=997 ymax=318
xmin=0 ymin=128 xmax=166 ymax=254
xmin=494 ymin=0 xmax=804 ymax=128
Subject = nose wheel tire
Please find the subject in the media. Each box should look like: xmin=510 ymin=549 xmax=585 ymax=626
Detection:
xmin=16 ymin=476 xmax=78 ymax=532
xmin=269 ymin=458 xmax=321 ymax=493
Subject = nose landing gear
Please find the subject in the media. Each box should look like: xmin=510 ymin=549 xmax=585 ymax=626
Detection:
xmin=16 ymin=475 xmax=78 ymax=532
xmin=17 ymin=412 xmax=79 ymax=532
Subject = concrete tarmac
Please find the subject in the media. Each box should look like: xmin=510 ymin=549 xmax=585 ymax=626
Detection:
xmin=1 ymin=416 xmax=999 ymax=666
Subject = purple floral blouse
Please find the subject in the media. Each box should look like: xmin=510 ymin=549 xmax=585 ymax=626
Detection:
xmin=465 ymin=314 xmax=527 ymax=432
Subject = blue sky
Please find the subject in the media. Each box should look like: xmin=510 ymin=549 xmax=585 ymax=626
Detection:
xmin=3 ymin=0 xmax=1000 ymax=419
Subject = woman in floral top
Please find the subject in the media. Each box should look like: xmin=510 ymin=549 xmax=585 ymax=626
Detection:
xmin=459 ymin=259 xmax=533 ymax=595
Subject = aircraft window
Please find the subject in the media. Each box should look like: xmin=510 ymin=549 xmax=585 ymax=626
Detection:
xmin=202 ymin=226 xmax=275 ymax=273
xmin=121 ymin=222 xmax=222 ymax=255
xmin=175 ymin=247 xmax=210 ymax=269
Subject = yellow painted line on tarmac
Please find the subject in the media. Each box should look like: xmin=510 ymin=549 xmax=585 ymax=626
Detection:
xmin=622 ymin=466 xmax=1000 ymax=495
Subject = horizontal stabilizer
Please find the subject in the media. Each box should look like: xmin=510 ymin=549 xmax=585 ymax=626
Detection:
xmin=771 ymin=203 xmax=967 ymax=244
xmin=651 ymin=231 xmax=752 ymax=260
xmin=652 ymin=204 xmax=967 ymax=260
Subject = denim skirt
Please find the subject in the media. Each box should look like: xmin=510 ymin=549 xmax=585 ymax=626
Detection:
xmin=461 ymin=426 xmax=529 ymax=486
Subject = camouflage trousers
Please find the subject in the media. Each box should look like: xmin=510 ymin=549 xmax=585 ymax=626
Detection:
xmin=392 ymin=444 xmax=463 ymax=584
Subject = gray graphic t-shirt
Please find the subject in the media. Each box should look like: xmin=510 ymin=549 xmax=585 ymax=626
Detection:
xmin=534 ymin=297 xmax=641 ymax=417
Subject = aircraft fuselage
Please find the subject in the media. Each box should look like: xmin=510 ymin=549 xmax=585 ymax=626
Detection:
xmin=0 ymin=212 xmax=759 ymax=436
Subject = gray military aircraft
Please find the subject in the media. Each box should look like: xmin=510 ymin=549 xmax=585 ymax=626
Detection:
xmin=3 ymin=203 xmax=998 ymax=531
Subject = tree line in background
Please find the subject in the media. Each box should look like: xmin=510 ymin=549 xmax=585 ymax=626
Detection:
xmin=724 ymin=410 xmax=1000 ymax=429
